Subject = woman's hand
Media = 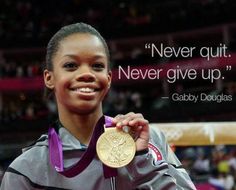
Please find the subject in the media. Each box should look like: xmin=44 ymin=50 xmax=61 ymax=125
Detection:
xmin=112 ymin=112 xmax=149 ymax=152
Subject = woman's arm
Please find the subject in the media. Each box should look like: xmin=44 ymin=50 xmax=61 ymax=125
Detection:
xmin=112 ymin=112 xmax=196 ymax=190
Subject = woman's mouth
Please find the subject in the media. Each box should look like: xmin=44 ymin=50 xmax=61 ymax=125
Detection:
xmin=70 ymin=87 xmax=99 ymax=99
xmin=75 ymin=87 xmax=95 ymax=93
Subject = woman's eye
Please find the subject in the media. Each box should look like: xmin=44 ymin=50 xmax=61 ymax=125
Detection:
xmin=92 ymin=63 xmax=105 ymax=71
xmin=63 ymin=62 xmax=77 ymax=70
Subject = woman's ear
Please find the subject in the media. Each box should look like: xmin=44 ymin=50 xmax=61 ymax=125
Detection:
xmin=44 ymin=70 xmax=54 ymax=89
xmin=107 ymin=71 xmax=112 ymax=89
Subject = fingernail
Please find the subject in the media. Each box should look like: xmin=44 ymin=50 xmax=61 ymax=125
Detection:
xmin=123 ymin=126 xmax=130 ymax=133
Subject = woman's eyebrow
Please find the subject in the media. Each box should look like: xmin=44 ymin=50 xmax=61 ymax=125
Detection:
xmin=63 ymin=54 xmax=106 ymax=60
xmin=62 ymin=54 xmax=77 ymax=59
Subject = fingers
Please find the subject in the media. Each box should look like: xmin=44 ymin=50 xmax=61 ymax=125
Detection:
xmin=112 ymin=112 xmax=150 ymax=150
xmin=113 ymin=113 xmax=143 ymax=126
xmin=112 ymin=112 xmax=149 ymax=133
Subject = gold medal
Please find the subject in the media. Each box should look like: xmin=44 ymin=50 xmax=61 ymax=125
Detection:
xmin=96 ymin=127 xmax=136 ymax=168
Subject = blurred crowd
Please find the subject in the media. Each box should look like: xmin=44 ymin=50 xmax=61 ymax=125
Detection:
xmin=177 ymin=145 xmax=236 ymax=190
xmin=0 ymin=50 xmax=43 ymax=78
xmin=1 ymin=0 xmax=236 ymax=47
xmin=1 ymin=82 xmax=236 ymax=127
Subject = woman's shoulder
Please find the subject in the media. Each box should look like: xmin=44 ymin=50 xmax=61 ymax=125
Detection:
xmin=9 ymin=134 xmax=49 ymax=174
xmin=3 ymin=134 xmax=52 ymax=188
xmin=22 ymin=134 xmax=48 ymax=152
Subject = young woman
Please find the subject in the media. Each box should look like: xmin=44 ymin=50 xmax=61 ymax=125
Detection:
xmin=0 ymin=23 xmax=196 ymax=190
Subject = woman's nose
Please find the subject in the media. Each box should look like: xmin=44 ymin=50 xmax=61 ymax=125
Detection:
xmin=76 ymin=65 xmax=95 ymax=82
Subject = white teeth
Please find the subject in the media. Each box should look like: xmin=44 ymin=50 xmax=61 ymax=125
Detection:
xmin=76 ymin=88 xmax=95 ymax=93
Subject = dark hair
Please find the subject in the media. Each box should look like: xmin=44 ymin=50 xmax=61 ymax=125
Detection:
xmin=45 ymin=22 xmax=110 ymax=70
xmin=44 ymin=22 xmax=110 ymax=98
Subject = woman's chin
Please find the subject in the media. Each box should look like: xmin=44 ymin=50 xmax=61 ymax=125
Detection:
xmin=70 ymin=103 xmax=100 ymax=115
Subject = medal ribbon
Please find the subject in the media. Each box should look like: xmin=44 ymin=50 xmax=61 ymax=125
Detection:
xmin=48 ymin=115 xmax=117 ymax=178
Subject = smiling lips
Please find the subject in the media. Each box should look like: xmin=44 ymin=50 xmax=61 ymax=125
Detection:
xmin=76 ymin=87 xmax=96 ymax=93
xmin=70 ymin=87 xmax=99 ymax=99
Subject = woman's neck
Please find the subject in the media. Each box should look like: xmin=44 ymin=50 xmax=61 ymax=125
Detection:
xmin=58 ymin=109 xmax=103 ymax=145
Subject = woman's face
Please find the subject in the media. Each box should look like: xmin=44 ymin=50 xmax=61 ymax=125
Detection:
xmin=44 ymin=33 xmax=111 ymax=115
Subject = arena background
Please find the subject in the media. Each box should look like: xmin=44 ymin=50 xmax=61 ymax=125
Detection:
xmin=1 ymin=0 xmax=236 ymax=189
